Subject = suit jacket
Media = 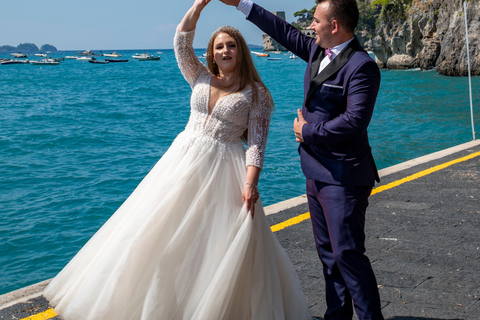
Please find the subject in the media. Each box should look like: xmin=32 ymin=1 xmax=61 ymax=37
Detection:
xmin=247 ymin=4 xmax=380 ymax=186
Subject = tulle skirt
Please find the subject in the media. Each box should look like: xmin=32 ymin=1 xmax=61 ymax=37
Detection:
xmin=43 ymin=131 xmax=311 ymax=320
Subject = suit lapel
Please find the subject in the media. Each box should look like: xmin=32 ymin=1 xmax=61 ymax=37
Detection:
xmin=310 ymin=47 xmax=324 ymax=81
xmin=306 ymin=37 xmax=362 ymax=103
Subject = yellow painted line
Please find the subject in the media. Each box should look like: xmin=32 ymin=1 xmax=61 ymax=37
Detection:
xmin=370 ymin=150 xmax=480 ymax=195
xmin=270 ymin=212 xmax=311 ymax=232
xmin=271 ymin=150 xmax=480 ymax=233
xmin=20 ymin=308 xmax=57 ymax=320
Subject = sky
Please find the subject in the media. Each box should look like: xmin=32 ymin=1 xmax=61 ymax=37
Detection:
xmin=1 ymin=0 xmax=316 ymax=51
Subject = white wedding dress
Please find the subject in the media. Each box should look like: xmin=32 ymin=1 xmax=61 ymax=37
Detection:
xmin=43 ymin=28 xmax=311 ymax=320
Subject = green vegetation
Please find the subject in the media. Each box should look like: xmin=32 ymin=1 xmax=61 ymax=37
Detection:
xmin=292 ymin=5 xmax=316 ymax=30
xmin=292 ymin=0 xmax=414 ymax=33
xmin=372 ymin=0 xmax=413 ymax=22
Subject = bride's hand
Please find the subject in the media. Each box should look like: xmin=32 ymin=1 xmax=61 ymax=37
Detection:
xmin=179 ymin=0 xmax=212 ymax=32
xmin=219 ymin=0 xmax=241 ymax=6
xmin=243 ymin=183 xmax=259 ymax=218
xmin=193 ymin=0 xmax=212 ymax=10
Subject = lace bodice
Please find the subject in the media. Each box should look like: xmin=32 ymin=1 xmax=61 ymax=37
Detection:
xmin=174 ymin=28 xmax=272 ymax=169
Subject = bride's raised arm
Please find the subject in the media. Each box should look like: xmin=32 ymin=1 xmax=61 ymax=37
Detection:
xmin=178 ymin=0 xmax=211 ymax=32
xmin=174 ymin=0 xmax=211 ymax=87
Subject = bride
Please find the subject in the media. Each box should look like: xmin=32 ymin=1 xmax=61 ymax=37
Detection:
xmin=43 ymin=0 xmax=311 ymax=319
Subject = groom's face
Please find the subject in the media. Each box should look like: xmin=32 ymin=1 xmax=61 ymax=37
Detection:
xmin=309 ymin=2 xmax=334 ymax=49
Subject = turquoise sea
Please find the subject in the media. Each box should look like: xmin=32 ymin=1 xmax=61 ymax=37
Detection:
xmin=1 ymin=49 xmax=479 ymax=295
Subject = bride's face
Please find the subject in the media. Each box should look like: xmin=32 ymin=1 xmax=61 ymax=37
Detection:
xmin=213 ymin=32 xmax=238 ymax=74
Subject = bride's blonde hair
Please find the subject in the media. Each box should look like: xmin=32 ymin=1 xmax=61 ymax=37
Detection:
xmin=206 ymin=26 xmax=273 ymax=106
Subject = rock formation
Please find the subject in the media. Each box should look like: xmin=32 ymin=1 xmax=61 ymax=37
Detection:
xmin=262 ymin=11 xmax=288 ymax=52
xmin=370 ymin=0 xmax=480 ymax=76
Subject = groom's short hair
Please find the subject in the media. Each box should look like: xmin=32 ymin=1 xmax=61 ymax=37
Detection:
xmin=317 ymin=0 xmax=359 ymax=33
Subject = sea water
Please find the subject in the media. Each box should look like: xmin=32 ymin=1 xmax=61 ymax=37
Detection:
xmin=0 ymin=49 xmax=478 ymax=295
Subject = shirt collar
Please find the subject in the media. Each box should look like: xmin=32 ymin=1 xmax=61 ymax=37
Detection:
xmin=328 ymin=37 xmax=355 ymax=57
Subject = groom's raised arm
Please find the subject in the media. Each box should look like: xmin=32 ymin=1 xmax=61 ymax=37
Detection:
xmin=221 ymin=0 xmax=316 ymax=62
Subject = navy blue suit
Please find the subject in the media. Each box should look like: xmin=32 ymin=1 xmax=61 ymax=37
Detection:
xmin=246 ymin=4 xmax=383 ymax=320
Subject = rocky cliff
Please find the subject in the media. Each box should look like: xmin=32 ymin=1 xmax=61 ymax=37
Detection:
xmin=369 ymin=0 xmax=480 ymax=76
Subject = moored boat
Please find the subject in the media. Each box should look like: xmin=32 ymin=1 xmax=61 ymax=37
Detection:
xmin=1 ymin=59 xmax=30 ymax=65
xmin=132 ymin=53 xmax=160 ymax=61
xmin=103 ymin=52 xmax=121 ymax=57
xmin=30 ymin=58 xmax=60 ymax=65
xmin=10 ymin=53 xmax=27 ymax=58
xmin=105 ymin=58 xmax=129 ymax=63
xmin=88 ymin=58 xmax=109 ymax=64
xmin=34 ymin=53 xmax=48 ymax=57
xmin=76 ymin=56 xmax=93 ymax=62
xmin=78 ymin=50 xmax=94 ymax=56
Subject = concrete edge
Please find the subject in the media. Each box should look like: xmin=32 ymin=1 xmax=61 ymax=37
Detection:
xmin=0 ymin=279 xmax=51 ymax=310
xmin=377 ymin=139 xmax=480 ymax=178
xmin=264 ymin=194 xmax=308 ymax=216
xmin=2 ymin=139 xmax=478 ymax=309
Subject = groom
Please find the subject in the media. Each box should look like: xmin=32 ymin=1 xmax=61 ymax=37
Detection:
xmin=220 ymin=0 xmax=384 ymax=319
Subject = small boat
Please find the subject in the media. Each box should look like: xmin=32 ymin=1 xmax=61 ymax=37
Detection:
xmin=1 ymin=59 xmax=29 ymax=65
xmin=76 ymin=56 xmax=93 ymax=62
xmin=30 ymin=58 xmax=60 ymax=65
xmin=289 ymin=54 xmax=298 ymax=59
xmin=105 ymin=58 xmax=129 ymax=63
xmin=10 ymin=53 xmax=27 ymax=58
xmin=103 ymin=52 xmax=121 ymax=57
xmin=88 ymin=57 xmax=109 ymax=64
xmin=78 ymin=50 xmax=94 ymax=56
xmin=267 ymin=57 xmax=281 ymax=61
xmin=133 ymin=53 xmax=160 ymax=61
xmin=256 ymin=53 xmax=269 ymax=57
xmin=34 ymin=53 xmax=48 ymax=57
xmin=65 ymin=56 xmax=79 ymax=60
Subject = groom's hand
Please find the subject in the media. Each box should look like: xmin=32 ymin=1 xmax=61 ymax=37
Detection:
xmin=294 ymin=109 xmax=307 ymax=143
xmin=219 ymin=0 xmax=241 ymax=6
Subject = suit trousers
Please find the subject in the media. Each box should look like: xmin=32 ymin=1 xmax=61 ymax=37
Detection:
xmin=306 ymin=178 xmax=384 ymax=320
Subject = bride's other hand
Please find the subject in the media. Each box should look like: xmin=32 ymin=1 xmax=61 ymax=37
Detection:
xmin=219 ymin=0 xmax=241 ymax=6
xmin=243 ymin=183 xmax=259 ymax=218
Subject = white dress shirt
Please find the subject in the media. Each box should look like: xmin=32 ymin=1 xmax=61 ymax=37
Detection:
xmin=318 ymin=39 xmax=353 ymax=74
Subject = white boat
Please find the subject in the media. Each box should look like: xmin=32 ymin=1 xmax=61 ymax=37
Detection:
xmin=267 ymin=57 xmax=281 ymax=61
xmin=34 ymin=53 xmax=48 ymax=57
xmin=103 ymin=52 xmax=121 ymax=57
xmin=30 ymin=58 xmax=60 ymax=65
xmin=76 ymin=56 xmax=93 ymax=62
xmin=78 ymin=50 xmax=93 ymax=56
xmin=289 ymin=54 xmax=298 ymax=59
xmin=132 ymin=53 xmax=160 ymax=61
xmin=10 ymin=53 xmax=27 ymax=58
xmin=1 ymin=59 xmax=29 ymax=65
xmin=65 ymin=56 xmax=79 ymax=60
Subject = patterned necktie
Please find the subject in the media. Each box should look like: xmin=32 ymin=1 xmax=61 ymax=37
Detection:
xmin=325 ymin=48 xmax=333 ymax=60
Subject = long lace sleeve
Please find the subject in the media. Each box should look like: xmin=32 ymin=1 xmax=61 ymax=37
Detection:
xmin=174 ymin=27 xmax=209 ymax=87
xmin=246 ymin=87 xmax=273 ymax=169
